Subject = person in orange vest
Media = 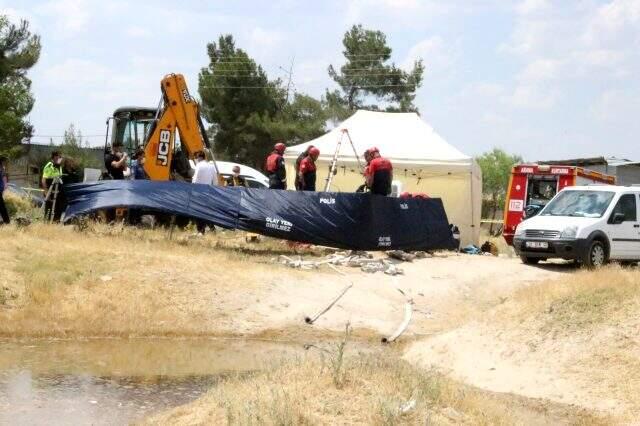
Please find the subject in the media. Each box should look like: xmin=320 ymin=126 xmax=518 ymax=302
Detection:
xmin=265 ymin=142 xmax=287 ymax=190
xmin=298 ymin=147 xmax=320 ymax=191
xmin=364 ymin=147 xmax=393 ymax=196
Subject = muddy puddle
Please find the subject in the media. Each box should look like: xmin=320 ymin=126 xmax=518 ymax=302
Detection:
xmin=0 ymin=338 xmax=302 ymax=425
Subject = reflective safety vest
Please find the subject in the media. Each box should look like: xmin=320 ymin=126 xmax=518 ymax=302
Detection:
xmin=42 ymin=162 xmax=63 ymax=179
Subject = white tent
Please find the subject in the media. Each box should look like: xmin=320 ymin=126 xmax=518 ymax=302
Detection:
xmin=284 ymin=110 xmax=482 ymax=246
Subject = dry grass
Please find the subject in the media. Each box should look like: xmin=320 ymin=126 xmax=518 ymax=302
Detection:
xmin=143 ymin=345 xmax=604 ymax=426
xmin=485 ymin=265 xmax=640 ymax=419
xmin=0 ymin=222 xmax=315 ymax=338
xmin=496 ymin=265 xmax=640 ymax=334
xmin=3 ymin=191 xmax=38 ymax=219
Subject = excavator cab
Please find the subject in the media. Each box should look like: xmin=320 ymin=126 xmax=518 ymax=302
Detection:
xmin=105 ymin=106 xmax=156 ymax=157
xmin=104 ymin=104 xmax=192 ymax=180
xmin=104 ymin=74 xmax=212 ymax=181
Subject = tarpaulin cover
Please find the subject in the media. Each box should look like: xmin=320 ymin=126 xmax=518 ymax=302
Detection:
xmin=63 ymin=181 xmax=456 ymax=251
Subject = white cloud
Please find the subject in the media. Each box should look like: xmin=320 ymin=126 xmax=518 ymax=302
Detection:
xmin=344 ymin=0 xmax=455 ymax=26
xmin=125 ymin=26 xmax=152 ymax=38
xmin=42 ymin=58 xmax=111 ymax=87
xmin=249 ymin=27 xmax=284 ymax=48
xmin=500 ymin=0 xmax=640 ymax=114
xmin=37 ymin=0 xmax=90 ymax=37
xmin=403 ymin=36 xmax=451 ymax=73
xmin=381 ymin=0 xmax=421 ymax=10
xmin=516 ymin=0 xmax=550 ymax=16
xmin=517 ymin=58 xmax=560 ymax=83
xmin=590 ymin=89 xmax=640 ymax=122
xmin=509 ymin=84 xmax=558 ymax=110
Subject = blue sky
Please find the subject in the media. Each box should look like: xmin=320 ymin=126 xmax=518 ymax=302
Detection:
xmin=2 ymin=0 xmax=640 ymax=161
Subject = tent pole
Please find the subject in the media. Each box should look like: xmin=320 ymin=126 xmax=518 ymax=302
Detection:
xmin=470 ymin=169 xmax=475 ymax=243
xmin=343 ymin=130 xmax=364 ymax=174
xmin=324 ymin=130 xmax=346 ymax=191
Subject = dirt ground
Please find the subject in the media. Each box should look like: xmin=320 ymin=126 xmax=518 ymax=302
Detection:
xmin=0 ymin=224 xmax=563 ymax=340
xmin=3 ymin=224 xmax=637 ymax=423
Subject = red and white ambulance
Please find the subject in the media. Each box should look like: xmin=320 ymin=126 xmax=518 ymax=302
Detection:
xmin=503 ymin=164 xmax=615 ymax=245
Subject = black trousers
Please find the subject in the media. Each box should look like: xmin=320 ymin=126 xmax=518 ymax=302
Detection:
xmin=0 ymin=193 xmax=9 ymax=224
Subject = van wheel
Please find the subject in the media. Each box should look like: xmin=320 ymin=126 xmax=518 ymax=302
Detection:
xmin=520 ymin=256 xmax=541 ymax=265
xmin=582 ymin=240 xmax=607 ymax=268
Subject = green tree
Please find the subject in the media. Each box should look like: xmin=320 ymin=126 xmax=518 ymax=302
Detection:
xmin=0 ymin=15 xmax=41 ymax=159
xmin=199 ymin=35 xmax=327 ymax=168
xmin=327 ymin=24 xmax=424 ymax=118
xmin=476 ymin=148 xmax=523 ymax=233
xmin=259 ymin=93 xmax=328 ymax=145
xmin=60 ymin=123 xmax=100 ymax=170
xmin=198 ymin=35 xmax=282 ymax=168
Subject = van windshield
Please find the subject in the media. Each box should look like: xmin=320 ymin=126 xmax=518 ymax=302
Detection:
xmin=540 ymin=190 xmax=615 ymax=218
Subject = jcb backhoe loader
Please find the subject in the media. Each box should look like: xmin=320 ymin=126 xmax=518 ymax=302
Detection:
xmin=101 ymin=73 xmax=217 ymax=224
xmin=103 ymin=73 xmax=215 ymax=181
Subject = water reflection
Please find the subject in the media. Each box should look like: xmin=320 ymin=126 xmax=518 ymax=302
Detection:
xmin=0 ymin=338 xmax=300 ymax=425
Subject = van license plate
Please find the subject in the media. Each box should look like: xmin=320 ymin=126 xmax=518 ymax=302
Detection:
xmin=526 ymin=241 xmax=548 ymax=249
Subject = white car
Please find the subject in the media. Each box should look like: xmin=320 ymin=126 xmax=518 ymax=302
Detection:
xmin=189 ymin=160 xmax=269 ymax=188
xmin=513 ymin=185 xmax=640 ymax=267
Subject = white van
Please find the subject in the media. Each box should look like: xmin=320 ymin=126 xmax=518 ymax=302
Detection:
xmin=513 ymin=185 xmax=640 ymax=267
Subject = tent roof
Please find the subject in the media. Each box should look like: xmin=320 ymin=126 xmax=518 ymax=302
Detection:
xmin=284 ymin=110 xmax=471 ymax=166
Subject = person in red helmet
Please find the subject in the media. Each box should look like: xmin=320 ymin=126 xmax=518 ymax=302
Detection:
xmin=265 ymin=141 xmax=287 ymax=189
xmin=363 ymin=147 xmax=393 ymax=196
xmin=298 ymin=146 xmax=320 ymax=191
xmin=294 ymin=145 xmax=314 ymax=190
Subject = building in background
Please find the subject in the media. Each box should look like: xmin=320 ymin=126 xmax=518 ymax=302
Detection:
xmin=540 ymin=157 xmax=640 ymax=186
xmin=6 ymin=141 xmax=104 ymax=187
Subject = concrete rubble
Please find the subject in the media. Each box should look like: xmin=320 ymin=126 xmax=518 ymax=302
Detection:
xmin=276 ymin=249 xmax=432 ymax=275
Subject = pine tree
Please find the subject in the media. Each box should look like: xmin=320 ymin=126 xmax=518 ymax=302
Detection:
xmin=0 ymin=15 xmax=41 ymax=158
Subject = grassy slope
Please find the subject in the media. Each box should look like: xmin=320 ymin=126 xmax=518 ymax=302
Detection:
xmin=143 ymin=342 xmax=605 ymax=426
xmin=500 ymin=266 xmax=640 ymax=414
xmin=0 ymin=223 xmax=314 ymax=338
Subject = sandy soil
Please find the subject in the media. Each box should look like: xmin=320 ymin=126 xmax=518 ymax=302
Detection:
xmin=244 ymin=254 xmax=567 ymax=339
xmin=404 ymin=266 xmax=640 ymax=422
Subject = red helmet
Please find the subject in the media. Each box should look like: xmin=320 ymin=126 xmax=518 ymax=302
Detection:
xmin=274 ymin=142 xmax=286 ymax=154
xmin=364 ymin=147 xmax=380 ymax=157
xmin=399 ymin=191 xmax=412 ymax=199
xmin=309 ymin=147 xmax=320 ymax=157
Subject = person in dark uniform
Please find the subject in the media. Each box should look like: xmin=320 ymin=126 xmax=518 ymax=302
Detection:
xmin=364 ymin=147 xmax=393 ymax=196
xmin=264 ymin=142 xmax=287 ymax=190
xmin=0 ymin=157 xmax=9 ymax=225
xmin=104 ymin=142 xmax=128 ymax=180
xmin=298 ymin=147 xmax=320 ymax=191
xmin=225 ymin=165 xmax=247 ymax=187
xmin=294 ymin=145 xmax=314 ymax=190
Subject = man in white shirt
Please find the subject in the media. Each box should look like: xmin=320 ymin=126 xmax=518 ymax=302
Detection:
xmin=192 ymin=151 xmax=219 ymax=185
xmin=192 ymin=151 xmax=219 ymax=235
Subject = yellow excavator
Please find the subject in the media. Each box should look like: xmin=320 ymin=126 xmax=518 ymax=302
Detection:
xmin=103 ymin=73 xmax=215 ymax=181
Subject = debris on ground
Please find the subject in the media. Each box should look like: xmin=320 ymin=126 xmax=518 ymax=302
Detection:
xmin=387 ymin=250 xmax=416 ymax=262
xmin=277 ymin=250 xmax=410 ymax=275
xmin=14 ymin=216 xmax=32 ymax=228
xmin=481 ymin=240 xmax=499 ymax=256
xmin=382 ymin=288 xmax=414 ymax=344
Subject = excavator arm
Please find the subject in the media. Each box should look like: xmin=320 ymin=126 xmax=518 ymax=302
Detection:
xmin=143 ymin=73 xmax=213 ymax=181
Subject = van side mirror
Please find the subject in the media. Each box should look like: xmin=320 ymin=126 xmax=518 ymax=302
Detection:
xmin=611 ymin=212 xmax=625 ymax=225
